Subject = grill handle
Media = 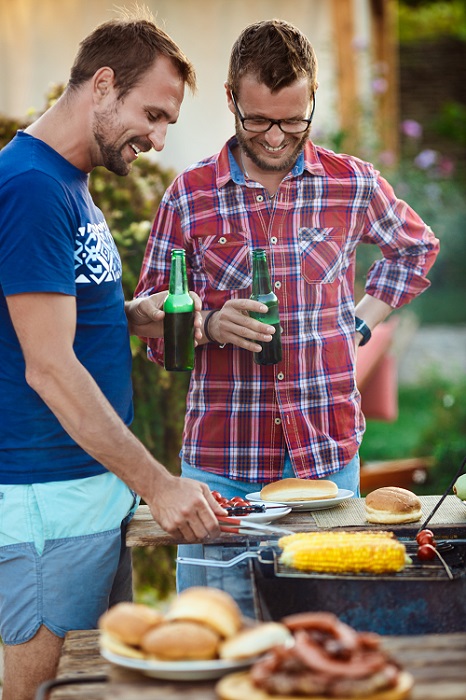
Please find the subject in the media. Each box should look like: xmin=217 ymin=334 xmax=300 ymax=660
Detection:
xmin=176 ymin=551 xmax=261 ymax=568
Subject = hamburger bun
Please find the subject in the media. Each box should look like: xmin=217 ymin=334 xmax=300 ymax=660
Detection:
xmin=165 ymin=586 xmax=242 ymax=638
xmin=365 ymin=487 xmax=422 ymax=524
xmin=99 ymin=631 xmax=147 ymax=659
xmin=141 ymin=620 xmax=220 ymax=660
xmin=260 ymin=478 xmax=338 ymax=502
xmin=216 ymin=669 xmax=414 ymax=700
xmin=98 ymin=602 xmax=164 ymax=646
xmin=219 ymin=622 xmax=293 ymax=660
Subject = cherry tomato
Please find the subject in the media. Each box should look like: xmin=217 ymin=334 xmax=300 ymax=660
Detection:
xmin=416 ymin=529 xmax=435 ymax=546
xmin=417 ymin=543 xmax=437 ymax=561
xmin=229 ymin=496 xmax=249 ymax=506
xmin=211 ymin=490 xmax=223 ymax=501
xmin=217 ymin=498 xmax=229 ymax=507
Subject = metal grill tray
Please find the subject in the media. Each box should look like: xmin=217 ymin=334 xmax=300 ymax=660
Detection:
xmin=257 ymin=539 xmax=466 ymax=582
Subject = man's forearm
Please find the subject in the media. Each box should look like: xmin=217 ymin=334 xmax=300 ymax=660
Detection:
xmin=355 ymin=295 xmax=393 ymax=331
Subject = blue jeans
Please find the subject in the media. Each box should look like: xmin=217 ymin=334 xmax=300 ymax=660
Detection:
xmin=177 ymin=452 xmax=360 ymax=618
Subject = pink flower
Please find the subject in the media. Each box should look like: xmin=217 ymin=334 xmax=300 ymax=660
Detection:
xmin=401 ymin=120 xmax=423 ymax=139
xmin=372 ymin=78 xmax=388 ymax=94
xmin=438 ymin=157 xmax=455 ymax=177
xmin=352 ymin=36 xmax=368 ymax=51
xmin=378 ymin=151 xmax=396 ymax=167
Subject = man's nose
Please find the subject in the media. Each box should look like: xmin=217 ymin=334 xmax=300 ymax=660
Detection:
xmin=148 ymin=124 xmax=168 ymax=152
xmin=265 ymin=123 xmax=285 ymax=147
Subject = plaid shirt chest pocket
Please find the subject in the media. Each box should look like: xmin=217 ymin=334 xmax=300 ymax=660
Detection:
xmin=298 ymin=227 xmax=346 ymax=284
xmin=194 ymin=227 xmax=252 ymax=290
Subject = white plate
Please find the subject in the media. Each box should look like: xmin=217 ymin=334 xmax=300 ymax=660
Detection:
xmin=101 ymin=647 xmax=259 ymax=680
xmin=245 ymin=488 xmax=354 ymax=511
xmin=230 ymin=503 xmax=291 ymax=523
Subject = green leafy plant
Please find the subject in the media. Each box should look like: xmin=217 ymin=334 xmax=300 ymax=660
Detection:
xmin=398 ymin=1 xmax=466 ymax=42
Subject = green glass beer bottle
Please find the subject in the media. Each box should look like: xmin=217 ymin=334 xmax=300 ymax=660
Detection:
xmin=163 ymin=249 xmax=195 ymax=371
xmin=249 ymin=248 xmax=282 ymax=365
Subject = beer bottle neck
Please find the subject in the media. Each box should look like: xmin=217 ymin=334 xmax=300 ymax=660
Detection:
xmin=251 ymin=250 xmax=273 ymax=296
xmin=169 ymin=250 xmax=189 ymax=295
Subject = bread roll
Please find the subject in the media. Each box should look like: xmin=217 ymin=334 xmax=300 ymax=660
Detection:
xmin=99 ymin=631 xmax=147 ymax=659
xmin=365 ymin=487 xmax=422 ymax=524
xmin=98 ymin=602 xmax=164 ymax=646
xmin=165 ymin=586 xmax=242 ymax=639
xmin=141 ymin=620 xmax=220 ymax=661
xmin=219 ymin=622 xmax=292 ymax=660
xmin=260 ymin=478 xmax=338 ymax=502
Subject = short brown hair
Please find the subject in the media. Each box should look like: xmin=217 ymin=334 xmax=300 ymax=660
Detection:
xmin=227 ymin=19 xmax=317 ymax=97
xmin=68 ymin=9 xmax=196 ymax=98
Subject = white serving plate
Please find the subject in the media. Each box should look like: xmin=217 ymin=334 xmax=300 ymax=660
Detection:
xmin=101 ymin=647 xmax=259 ymax=680
xmin=230 ymin=503 xmax=291 ymax=523
xmin=245 ymin=488 xmax=354 ymax=511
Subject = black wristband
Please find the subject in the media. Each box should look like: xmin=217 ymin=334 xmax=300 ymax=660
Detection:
xmin=355 ymin=316 xmax=372 ymax=346
xmin=203 ymin=310 xmax=219 ymax=343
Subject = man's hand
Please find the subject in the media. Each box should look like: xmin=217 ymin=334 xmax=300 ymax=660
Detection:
xmin=126 ymin=292 xmax=203 ymax=342
xmin=147 ymin=474 xmax=227 ymax=542
xmin=202 ymin=299 xmax=276 ymax=351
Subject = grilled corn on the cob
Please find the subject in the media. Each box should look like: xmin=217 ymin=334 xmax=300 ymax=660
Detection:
xmin=279 ymin=531 xmax=408 ymax=574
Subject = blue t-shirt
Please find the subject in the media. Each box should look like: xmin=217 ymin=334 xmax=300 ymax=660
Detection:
xmin=0 ymin=131 xmax=133 ymax=483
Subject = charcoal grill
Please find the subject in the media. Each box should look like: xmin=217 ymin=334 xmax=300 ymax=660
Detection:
xmin=249 ymin=532 xmax=466 ymax=635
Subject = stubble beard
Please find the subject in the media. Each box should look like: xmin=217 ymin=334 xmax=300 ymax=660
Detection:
xmin=235 ymin=119 xmax=310 ymax=174
xmin=93 ymin=110 xmax=131 ymax=177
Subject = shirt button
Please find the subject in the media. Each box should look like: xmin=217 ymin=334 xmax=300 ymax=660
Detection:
xmin=256 ymin=194 xmax=264 ymax=202
xmin=271 ymin=236 xmax=278 ymax=244
xmin=218 ymin=236 xmax=227 ymax=244
xmin=274 ymin=417 xmax=282 ymax=425
xmin=277 ymin=372 xmax=284 ymax=380
xmin=275 ymin=281 xmax=282 ymax=289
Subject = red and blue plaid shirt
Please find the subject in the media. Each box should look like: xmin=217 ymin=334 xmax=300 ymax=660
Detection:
xmin=135 ymin=138 xmax=439 ymax=482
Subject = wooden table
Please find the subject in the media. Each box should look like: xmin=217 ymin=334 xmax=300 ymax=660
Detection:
xmin=126 ymin=496 xmax=466 ymax=547
xmin=46 ymin=498 xmax=466 ymax=698
xmin=47 ymin=628 xmax=466 ymax=699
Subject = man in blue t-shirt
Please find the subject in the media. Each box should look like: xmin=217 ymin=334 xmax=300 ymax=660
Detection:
xmin=0 ymin=11 xmax=225 ymax=700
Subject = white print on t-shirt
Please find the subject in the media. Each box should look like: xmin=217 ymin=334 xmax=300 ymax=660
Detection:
xmin=74 ymin=221 xmax=122 ymax=285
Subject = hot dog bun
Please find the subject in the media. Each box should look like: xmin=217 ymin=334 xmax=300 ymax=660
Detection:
xmin=141 ymin=620 xmax=220 ymax=660
xmin=165 ymin=586 xmax=242 ymax=638
xmin=365 ymin=487 xmax=422 ymax=524
xmin=219 ymin=622 xmax=293 ymax=660
xmin=260 ymin=478 xmax=338 ymax=502
xmin=216 ymin=669 xmax=414 ymax=700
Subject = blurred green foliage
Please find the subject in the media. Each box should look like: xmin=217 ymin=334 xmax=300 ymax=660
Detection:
xmin=398 ymin=0 xmax=466 ymax=42
xmin=361 ymin=374 xmax=466 ymax=496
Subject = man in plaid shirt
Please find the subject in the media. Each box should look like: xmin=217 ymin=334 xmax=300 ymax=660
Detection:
xmin=135 ymin=19 xmax=439 ymax=615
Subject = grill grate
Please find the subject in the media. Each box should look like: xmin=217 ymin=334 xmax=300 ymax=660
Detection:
xmin=262 ymin=539 xmax=466 ymax=582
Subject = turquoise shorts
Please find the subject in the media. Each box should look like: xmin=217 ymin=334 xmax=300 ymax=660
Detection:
xmin=0 ymin=471 xmax=139 ymax=645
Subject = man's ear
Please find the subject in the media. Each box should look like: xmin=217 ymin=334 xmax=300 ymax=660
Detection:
xmin=224 ymin=82 xmax=235 ymax=115
xmin=93 ymin=67 xmax=115 ymax=102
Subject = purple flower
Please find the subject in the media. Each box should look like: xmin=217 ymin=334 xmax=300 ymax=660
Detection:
xmin=401 ymin=120 xmax=423 ymax=139
xmin=371 ymin=77 xmax=388 ymax=94
xmin=414 ymin=149 xmax=438 ymax=169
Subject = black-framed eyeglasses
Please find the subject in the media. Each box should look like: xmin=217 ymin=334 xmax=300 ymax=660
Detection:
xmin=230 ymin=90 xmax=316 ymax=134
